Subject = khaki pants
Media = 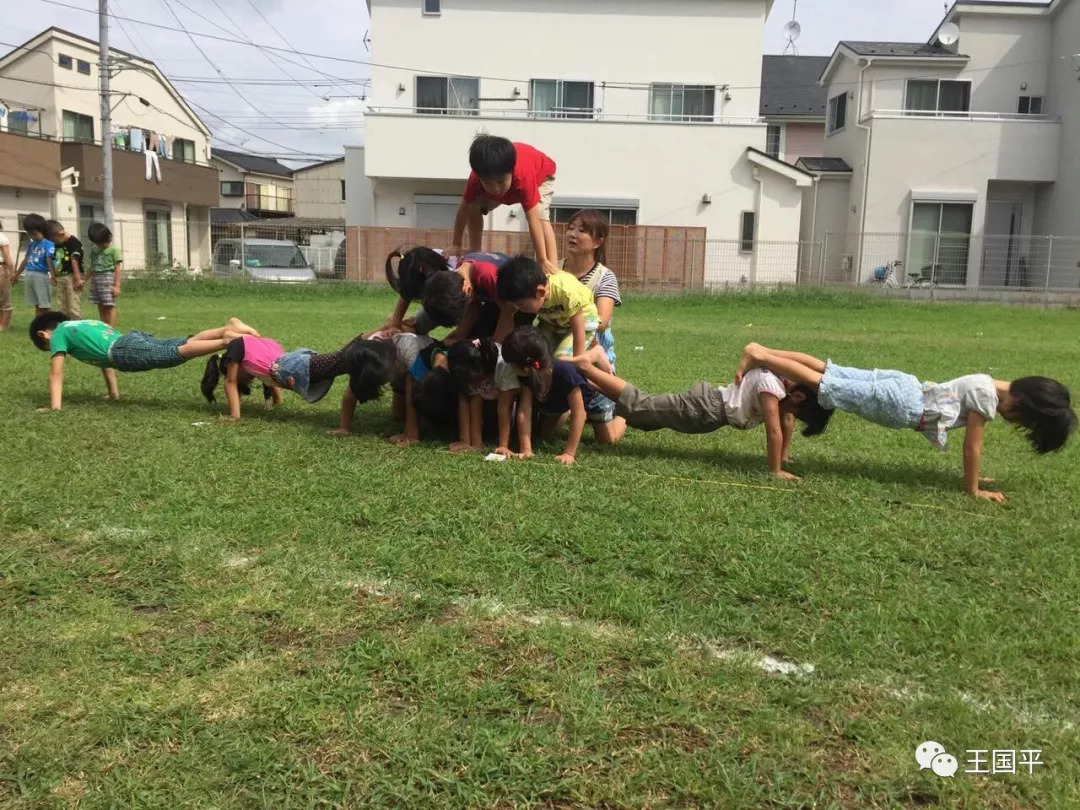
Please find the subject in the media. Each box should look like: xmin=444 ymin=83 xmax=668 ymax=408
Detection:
xmin=55 ymin=275 xmax=83 ymax=318
xmin=0 ymin=268 xmax=12 ymax=312
xmin=616 ymin=382 xmax=729 ymax=434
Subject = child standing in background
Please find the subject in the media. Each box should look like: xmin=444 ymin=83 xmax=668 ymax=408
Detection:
xmin=0 ymin=220 xmax=14 ymax=330
xmin=451 ymin=135 xmax=559 ymax=274
xmin=13 ymin=214 xmax=55 ymax=316
xmin=86 ymin=223 xmax=122 ymax=326
xmin=45 ymin=220 xmax=84 ymax=319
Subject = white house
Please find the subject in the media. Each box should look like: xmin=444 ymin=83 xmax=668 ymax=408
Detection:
xmin=0 ymin=27 xmax=217 ymax=270
xmin=210 ymin=149 xmax=295 ymax=218
xmin=810 ymin=0 xmax=1080 ymax=288
xmin=349 ymin=0 xmax=814 ymax=284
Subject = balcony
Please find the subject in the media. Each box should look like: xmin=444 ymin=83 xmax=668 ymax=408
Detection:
xmin=60 ymin=140 xmax=219 ymax=207
xmin=245 ymin=191 xmax=294 ymax=216
xmin=869 ymin=111 xmax=1061 ymax=183
xmin=0 ymin=130 xmax=61 ymax=191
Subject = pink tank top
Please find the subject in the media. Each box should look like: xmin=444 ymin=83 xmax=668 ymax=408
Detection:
xmin=240 ymin=336 xmax=284 ymax=379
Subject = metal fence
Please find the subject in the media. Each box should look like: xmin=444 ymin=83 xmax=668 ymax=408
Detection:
xmin=6 ymin=216 xmax=1080 ymax=297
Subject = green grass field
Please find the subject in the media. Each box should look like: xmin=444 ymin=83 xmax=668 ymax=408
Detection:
xmin=2 ymin=281 xmax=1079 ymax=809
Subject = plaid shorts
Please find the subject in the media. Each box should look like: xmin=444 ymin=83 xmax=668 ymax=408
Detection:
xmin=108 ymin=331 xmax=188 ymax=372
xmin=88 ymin=272 xmax=115 ymax=307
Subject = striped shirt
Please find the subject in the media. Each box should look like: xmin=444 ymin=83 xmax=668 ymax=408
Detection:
xmin=577 ymin=262 xmax=622 ymax=306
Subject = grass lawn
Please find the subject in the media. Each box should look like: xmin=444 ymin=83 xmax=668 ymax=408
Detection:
xmin=2 ymin=281 xmax=1079 ymax=809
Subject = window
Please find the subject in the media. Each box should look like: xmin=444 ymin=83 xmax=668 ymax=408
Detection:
xmin=340 ymin=179 xmax=346 ymax=201
xmin=221 ymin=181 xmax=244 ymax=197
xmin=827 ymin=93 xmax=847 ymax=134
xmin=423 ymin=0 xmax=440 ymax=14
xmin=766 ymin=124 xmax=783 ymax=158
xmin=7 ymin=111 xmax=31 ymax=136
xmin=550 ymin=207 xmax=638 ymax=226
xmin=530 ymin=80 xmax=595 ymax=120
xmin=77 ymin=60 xmax=91 ymax=75
xmin=650 ymin=84 xmax=715 ymax=122
xmin=909 ymin=202 xmax=973 ymax=285
xmin=1018 ymin=95 xmax=1044 ymax=115
xmin=145 ymin=209 xmax=173 ymax=267
xmin=58 ymin=54 xmax=72 ymax=69
xmin=62 ymin=110 xmax=94 ymax=142
xmin=415 ymin=75 xmax=479 ymax=115
xmin=905 ymin=79 xmax=971 ymax=114
xmin=173 ymin=138 xmax=195 ymax=163
xmin=739 ymin=211 xmax=756 ymax=253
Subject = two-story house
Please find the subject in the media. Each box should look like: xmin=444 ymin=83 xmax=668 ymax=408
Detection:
xmin=211 ymin=149 xmax=295 ymax=219
xmin=350 ymin=0 xmax=815 ymax=284
xmin=0 ymin=28 xmax=218 ymax=271
xmin=810 ymin=0 xmax=1079 ymax=288
xmin=760 ymin=55 xmax=829 ymax=164
xmin=293 ymin=157 xmax=346 ymax=221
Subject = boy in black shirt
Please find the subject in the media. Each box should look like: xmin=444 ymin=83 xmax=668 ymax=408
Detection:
xmin=45 ymin=220 xmax=83 ymax=318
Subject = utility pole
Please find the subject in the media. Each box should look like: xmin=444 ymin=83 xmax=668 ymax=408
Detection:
xmin=99 ymin=0 xmax=114 ymax=230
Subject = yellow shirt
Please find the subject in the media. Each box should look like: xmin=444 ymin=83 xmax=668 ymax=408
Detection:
xmin=539 ymin=271 xmax=598 ymax=329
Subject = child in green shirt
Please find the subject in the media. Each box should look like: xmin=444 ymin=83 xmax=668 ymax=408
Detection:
xmin=86 ymin=222 xmax=122 ymax=326
xmin=29 ymin=312 xmax=260 ymax=411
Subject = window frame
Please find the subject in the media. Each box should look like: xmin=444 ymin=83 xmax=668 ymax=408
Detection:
xmin=739 ymin=211 xmax=757 ymax=254
xmin=765 ymin=123 xmax=783 ymax=158
xmin=529 ymin=79 xmax=596 ymax=120
xmin=173 ymin=137 xmax=196 ymax=163
xmin=61 ymin=109 xmax=95 ymax=143
xmin=1018 ymin=95 xmax=1044 ymax=115
xmin=827 ymin=93 xmax=847 ymax=134
xmin=550 ymin=206 xmax=638 ymax=226
xmin=907 ymin=200 xmax=974 ymax=286
xmin=649 ymin=83 xmax=716 ymax=123
xmin=422 ymin=0 xmax=440 ymax=15
xmin=415 ymin=74 xmax=479 ymax=116
xmin=340 ymin=179 xmax=347 ymax=201
xmin=76 ymin=59 xmax=91 ymax=76
xmin=220 ymin=181 xmax=244 ymax=197
xmin=144 ymin=206 xmax=173 ymax=267
xmin=58 ymin=53 xmax=73 ymax=69
xmin=904 ymin=78 xmax=972 ymax=115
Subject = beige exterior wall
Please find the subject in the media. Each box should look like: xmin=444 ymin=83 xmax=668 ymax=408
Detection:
xmin=0 ymin=188 xmax=54 ymax=243
xmin=214 ymin=162 xmax=245 ymax=209
xmin=294 ymin=160 xmax=346 ymax=219
xmin=783 ymin=122 xmax=825 ymax=163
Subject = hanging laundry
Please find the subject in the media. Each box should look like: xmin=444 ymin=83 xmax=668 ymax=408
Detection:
xmin=145 ymin=147 xmax=162 ymax=182
xmin=129 ymin=127 xmax=144 ymax=152
xmin=157 ymin=134 xmax=169 ymax=159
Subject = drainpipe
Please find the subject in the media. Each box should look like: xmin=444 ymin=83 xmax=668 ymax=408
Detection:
xmin=854 ymin=57 xmax=875 ymax=282
xmin=752 ymin=166 xmax=763 ymax=284
xmin=809 ymin=175 xmax=820 ymax=282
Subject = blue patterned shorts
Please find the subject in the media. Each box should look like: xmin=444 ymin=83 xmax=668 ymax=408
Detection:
xmin=108 ymin=331 xmax=188 ymax=372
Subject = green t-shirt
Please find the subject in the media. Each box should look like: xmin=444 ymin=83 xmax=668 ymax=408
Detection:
xmin=88 ymin=244 xmax=122 ymax=275
xmin=49 ymin=320 xmax=123 ymax=368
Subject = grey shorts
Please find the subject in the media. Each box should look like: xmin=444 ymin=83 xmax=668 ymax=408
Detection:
xmin=616 ymin=382 xmax=729 ymax=434
xmin=108 ymin=331 xmax=188 ymax=372
xmin=24 ymin=272 xmax=51 ymax=308
xmin=88 ymin=272 xmax=115 ymax=307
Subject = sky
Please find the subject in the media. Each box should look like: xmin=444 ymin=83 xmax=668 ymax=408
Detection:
xmin=5 ymin=0 xmax=966 ymax=166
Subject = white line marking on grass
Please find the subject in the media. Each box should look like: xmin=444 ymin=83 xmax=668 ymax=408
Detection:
xmin=224 ymin=555 xmax=254 ymax=569
xmin=698 ymin=641 xmax=816 ymax=677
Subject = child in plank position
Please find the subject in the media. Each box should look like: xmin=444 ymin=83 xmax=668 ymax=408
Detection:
xmin=29 ymin=312 xmax=259 ymax=411
xmin=200 ymin=335 xmax=396 ymax=420
xmin=569 ymin=345 xmax=831 ymax=480
xmin=496 ymin=256 xmax=598 ymax=358
xmin=735 ymin=343 xmax=1077 ymax=501
xmin=501 ymin=328 xmax=625 ymax=465
xmin=382 ymin=247 xmax=467 ymax=334
xmin=451 ymin=135 xmax=559 ymax=274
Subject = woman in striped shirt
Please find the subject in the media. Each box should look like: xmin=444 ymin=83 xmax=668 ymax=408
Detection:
xmin=563 ymin=210 xmax=622 ymax=369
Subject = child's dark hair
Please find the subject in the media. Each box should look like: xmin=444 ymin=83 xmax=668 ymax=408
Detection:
xmin=1007 ymin=376 xmax=1077 ymax=454
xmin=200 ymin=354 xmax=268 ymax=402
xmin=385 ymin=246 xmax=449 ymax=302
xmin=421 ymin=271 xmax=467 ymax=328
xmin=469 ymin=134 xmax=516 ymax=178
xmin=496 ymin=255 xmax=546 ymax=303
xmin=412 ymin=364 xmax=458 ymax=427
xmin=501 ymin=326 xmax=552 ymax=399
xmin=29 ymin=311 xmax=70 ymax=350
xmin=343 ymin=338 xmax=397 ymax=403
xmin=791 ymin=385 xmax=834 ymax=437
xmin=448 ymin=337 xmax=500 ymax=393
xmin=87 ymin=222 xmax=112 ymax=245
xmin=44 ymin=220 xmax=65 ymax=241
xmin=567 ymin=209 xmax=609 ymax=265
xmin=22 ymin=213 xmax=47 ymax=237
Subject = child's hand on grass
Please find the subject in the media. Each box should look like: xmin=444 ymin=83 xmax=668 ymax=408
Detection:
xmin=449 ymin=442 xmax=478 ymax=454
xmin=494 ymin=446 xmax=515 ymax=459
xmin=974 ymin=489 xmax=1006 ymax=504
xmin=555 ymin=453 xmax=575 ymax=466
xmin=327 ymin=427 xmax=351 ymax=437
xmin=388 ymin=433 xmax=419 ymax=447
xmin=37 ymin=406 xmax=59 ymax=413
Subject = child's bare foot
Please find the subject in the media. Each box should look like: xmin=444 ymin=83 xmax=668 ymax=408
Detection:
xmin=734 ymin=343 xmax=766 ymax=384
xmin=327 ymin=427 xmax=351 ymax=437
xmin=228 ymin=318 xmax=260 ymax=337
xmin=102 ymin=393 xmax=119 ymax=401
xmin=388 ymin=433 xmax=419 ymax=447
xmin=449 ymin=442 xmax=478 ymax=454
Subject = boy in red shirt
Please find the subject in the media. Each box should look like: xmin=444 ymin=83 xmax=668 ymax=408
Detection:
xmin=451 ymin=135 xmax=558 ymax=275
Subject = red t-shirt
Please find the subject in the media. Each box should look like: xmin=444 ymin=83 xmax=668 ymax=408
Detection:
xmin=462 ymin=143 xmax=556 ymax=211
xmin=460 ymin=252 xmax=511 ymax=300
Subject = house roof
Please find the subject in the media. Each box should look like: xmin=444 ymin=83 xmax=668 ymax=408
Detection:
xmin=293 ymin=156 xmax=345 ymax=174
xmin=210 ymin=207 xmax=261 ymax=225
xmin=745 ymin=147 xmax=814 ymax=187
xmin=212 ymin=149 xmax=294 ymax=178
xmin=760 ymin=55 xmax=831 ymax=119
xmin=796 ymin=157 xmax=853 ymax=173
xmin=0 ymin=27 xmax=211 ymax=139
xmin=839 ymin=41 xmax=962 ymax=58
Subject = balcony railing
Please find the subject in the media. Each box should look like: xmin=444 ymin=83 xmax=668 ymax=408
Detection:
xmin=872 ymin=109 xmax=1060 ymax=122
xmin=366 ymin=105 xmax=763 ymax=126
xmin=245 ymin=193 xmax=295 ymax=213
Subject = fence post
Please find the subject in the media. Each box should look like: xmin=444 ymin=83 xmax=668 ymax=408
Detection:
xmin=1044 ymin=234 xmax=1053 ymax=307
xmin=820 ymin=233 xmax=829 ymax=285
xmin=240 ymin=222 xmax=247 ymax=282
xmin=690 ymin=237 xmax=697 ymax=289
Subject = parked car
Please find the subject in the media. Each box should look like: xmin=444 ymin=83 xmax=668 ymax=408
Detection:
xmin=212 ymin=238 xmax=315 ymax=283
